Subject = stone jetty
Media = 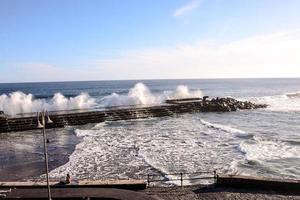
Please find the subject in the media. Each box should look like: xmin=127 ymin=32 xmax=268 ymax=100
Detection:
xmin=0 ymin=97 xmax=267 ymax=133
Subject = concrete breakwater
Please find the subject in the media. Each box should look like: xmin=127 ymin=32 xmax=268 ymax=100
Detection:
xmin=0 ymin=97 xmax=267 ymax=133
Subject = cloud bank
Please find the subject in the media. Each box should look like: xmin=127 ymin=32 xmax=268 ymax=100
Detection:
xmin=5 ymin=29 xmax=300 ymax=82
xmin=94 ymin=30 xmax=300 ymax=79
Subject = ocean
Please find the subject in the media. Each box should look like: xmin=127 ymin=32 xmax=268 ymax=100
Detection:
xmin=0 ymin=79 xmax=300 ymax=183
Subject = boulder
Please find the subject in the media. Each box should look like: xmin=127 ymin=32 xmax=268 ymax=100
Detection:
xmin=204 ymin=97 xmax=267 ymax=112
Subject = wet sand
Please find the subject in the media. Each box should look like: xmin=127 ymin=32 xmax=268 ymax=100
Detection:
xmin=0 ymin=128 xmax=81 ymax=181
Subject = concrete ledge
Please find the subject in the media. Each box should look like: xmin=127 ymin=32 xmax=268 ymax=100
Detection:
xmin=216 ymin=175 xmax=300 ymax=192
xmin=0 ymin=179 xmax=147 ymax=191
xmin=2 ymin=188 xmax=155 ymax=200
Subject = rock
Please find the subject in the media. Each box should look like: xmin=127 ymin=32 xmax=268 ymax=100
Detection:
xmin=0 ymin=111 xmax=7 ymax=119
xmin=204 ymin=97 xmax=267 ymax=112
xmin=203 ymin=96 xmax=209 ymax=101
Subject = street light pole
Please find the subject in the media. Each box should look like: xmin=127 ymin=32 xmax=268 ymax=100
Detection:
xmin=38 ymin=110 xmax=53 ymax=200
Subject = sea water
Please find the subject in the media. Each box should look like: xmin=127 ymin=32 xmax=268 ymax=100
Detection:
xmin=0 ymin=79 xmax=299 ymax=182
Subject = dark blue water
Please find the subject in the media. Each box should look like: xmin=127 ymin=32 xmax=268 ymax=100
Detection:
xmin=0 ymin=79 xmax=300 ymax=182
xmin=1 ymin=78 xmax=300 ymax=98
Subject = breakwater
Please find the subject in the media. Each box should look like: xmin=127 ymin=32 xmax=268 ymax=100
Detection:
xmin=0 ymin=97 xmax=267 ymax=133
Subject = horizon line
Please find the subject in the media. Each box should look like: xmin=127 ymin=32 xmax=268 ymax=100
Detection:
xmin=1 ymin=77 xmax=300 ymax=84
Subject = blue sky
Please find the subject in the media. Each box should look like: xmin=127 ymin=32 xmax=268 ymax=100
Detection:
xmin=1 ymin=0 xmax=300 ymax=83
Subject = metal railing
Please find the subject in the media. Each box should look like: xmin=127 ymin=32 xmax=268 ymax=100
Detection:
xmin=147 ymin=170 xmax=217 ymax=187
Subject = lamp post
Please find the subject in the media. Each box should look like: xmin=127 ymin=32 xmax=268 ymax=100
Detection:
xmin=37 ymin=110 xmax=53 ymax=200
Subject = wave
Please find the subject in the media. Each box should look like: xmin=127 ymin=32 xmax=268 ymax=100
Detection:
xmin=101 ymin=83 xmax=203 ymax=107
xmin=286 ymin=91 xmax=300 ymax=98
xmin=49 ymin=116 xmax=230 ymax=183
xmin=165 ymin=85 xmax=203 ymax=99
xmin=238 ymin=136 xmax=300 ymax=161
xmin=139 ymin=151 xmax=184 ymax=186
xmin=101 ymin=83 xmax=157 ymax=107
xmin=200 ymin=119 xmax=248 ymax=137
xmin=0 ymin=83 xmax=203 ymax=115
xmin=0 ymin=92 xmax=96 ymax=115
xmin=250 ymin=91 xmax=300 ymax=112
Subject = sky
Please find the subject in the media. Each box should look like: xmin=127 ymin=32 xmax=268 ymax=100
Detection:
xmin=1 ymin=0 xmax=300 ymax=83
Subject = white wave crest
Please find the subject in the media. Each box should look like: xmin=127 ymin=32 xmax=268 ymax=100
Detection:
xmin=286 ymin=91 xmax=300 ymax=98
xmin=0 ymin=83 xmax=203 ymax=114
xmin=200 ymin=119 xmax=248 ymax=136
xmin=166 ymin=85 xmax=203 ymax=99
xmin=238 ymin=136 xmax=300 ymax=161
xmin=250 ymin=91 xmax=300 ymax=112
xmin=0 ymin=91 xmax=96 ymax=115
xmin=101 ymin=83 xmax=157 ymax=107
xmin=101 ymin=83 xmax=203 ymax=107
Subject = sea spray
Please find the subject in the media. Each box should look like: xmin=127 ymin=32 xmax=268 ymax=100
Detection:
xmin=167 ymin=85 xmax=203 ymax=99
xmin=101 ymin=83 xmax=203 ymax=107
xmin=249 ymin=91 xmax=300 ymax=112
xmin=0 ymin=91 xmax=96 ymax=115
xmin=101 ymin=83 xmax=157 ymax=107
xmin=49 ymin=92 xmax=96 ymax=111
xmin=0 ymin=83 xmax=203 ymax=114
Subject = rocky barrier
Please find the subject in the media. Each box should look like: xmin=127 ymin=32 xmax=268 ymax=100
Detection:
xmin=0 ymin=97 xmax=267 ymax=133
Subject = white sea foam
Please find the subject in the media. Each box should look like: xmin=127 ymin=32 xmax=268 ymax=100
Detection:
xmin=50 ymin=115 xmax=300 ymax=182
xmin=238 ymin=136 xmax=300 ymax=161
xmin=166 ymin=85 xmax=203 ymax=99
xmin=49 ymin=116 xmax=243 ymax=183
xmin=200 ymin=119 xmax=248 ymax=136
xmin=0 ymin=91 xmax=96 ymax=115
xmin=250 ymin=91 xmax=300 ymax=112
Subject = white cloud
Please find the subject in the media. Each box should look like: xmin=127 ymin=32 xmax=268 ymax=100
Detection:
xmin=94 ymin=30 xmax=300 ymax=79
xmin=173 ymin=0 xmax=201 ymax=17
xmin=7 ymin=30 xmax=300 ymax=82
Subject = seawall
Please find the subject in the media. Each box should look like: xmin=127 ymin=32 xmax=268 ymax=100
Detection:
xmin=0 ymin=97 xmax=267 ymax=133
xmin=216 ymin=175 xmax=300 ymax=192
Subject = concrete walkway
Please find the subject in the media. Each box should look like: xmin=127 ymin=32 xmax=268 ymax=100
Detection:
xmin=144 ymin=186 xmax=300 ymax=200
xmin=2 ymin=187 xmax=156 ymax=200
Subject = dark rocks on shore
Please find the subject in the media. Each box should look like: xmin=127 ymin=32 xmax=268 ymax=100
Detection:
xmin=0 ymin=111 xmax=6 ymax=119
xmin=166 ymin=97 xmax=267 ymax=112
xmin=202 ymin=97 xmax=268 ymax=112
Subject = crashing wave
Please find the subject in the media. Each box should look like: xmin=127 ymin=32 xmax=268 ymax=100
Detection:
xmin=0 ymin=92 xmax=96 ymax=115
xmin=101 ymin=83 xmax=157 ymax=107
xmin=238 ymin=136 xmax=300 ymax=161
xmin=101 ymin=83 xmax=203 ymax=107
xmin=0 ymin=83 xmax=203 ymax=115
xmin=165 ymin=85 xmax=203 ymax=99
xmin=249 ymin=91 xmax=300 ymax=112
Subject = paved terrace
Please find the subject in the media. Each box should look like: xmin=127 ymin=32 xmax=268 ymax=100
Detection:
xmin=0 ymin=176 xmax=299 ymax=199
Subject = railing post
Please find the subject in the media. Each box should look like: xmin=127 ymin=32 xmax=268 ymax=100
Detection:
xmin=180 ymin=172 xmax=183 ymax=187
xmin=213 ymin=170 xmax=217 ymax=183
xmin=147 ymin=174 xmax=150 ymax=187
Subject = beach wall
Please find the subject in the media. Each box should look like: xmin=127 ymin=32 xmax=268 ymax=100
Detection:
xmin=216 ymin=175 xmax=300 ymax=192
